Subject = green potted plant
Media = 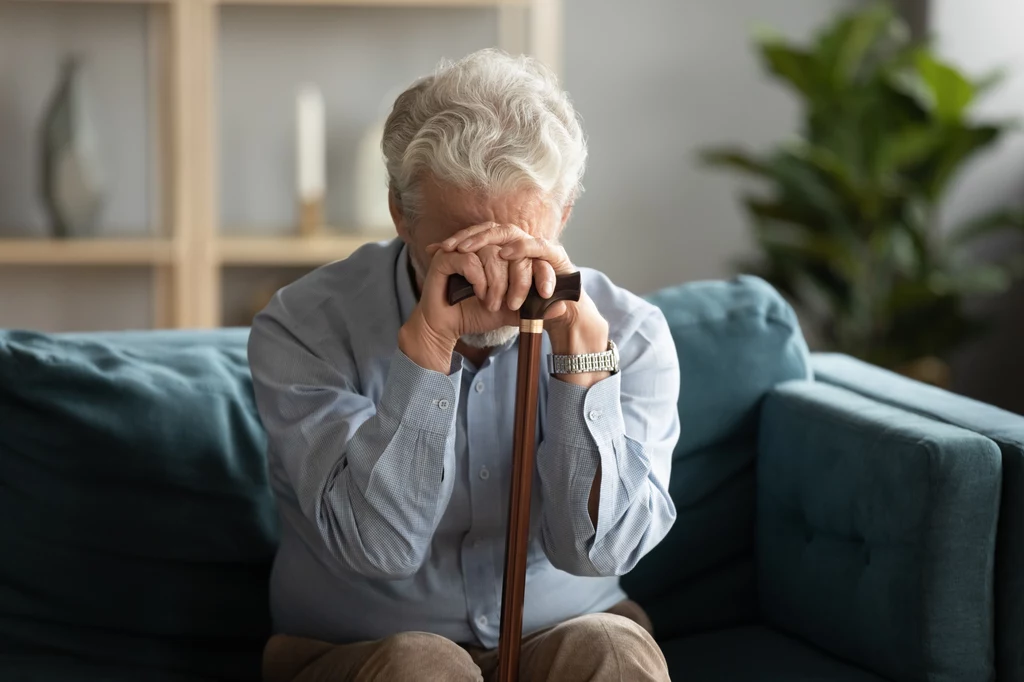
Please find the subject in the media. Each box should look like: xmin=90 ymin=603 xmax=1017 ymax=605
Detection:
xmin=702 ymin=2 xmax=1024 ymax=385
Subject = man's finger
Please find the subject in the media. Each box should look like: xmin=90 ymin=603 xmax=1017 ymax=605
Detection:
xmin=480 ymin=246 xmax=508 ymax=312
xmin=506 ymin=258 xmax=533 ymax=310
xmin=533 ymin=259 xmax=555 ymax=299
xmin=432 ymin=251 xmax=487 ymax=302
xmin=455 ymin=224 xmax=525 ymax=252
xmin=441 ymin=222 xmax=500 ymax=251
xmin=457 ymin=253 xmax=488 ymax=302
xmin=542 ymin=301 xmax=568 ymax=320
xmin=498 ymin=237 xmax=556 ymax=260
xmin=499 ymin=238 xmax=573 ymax=274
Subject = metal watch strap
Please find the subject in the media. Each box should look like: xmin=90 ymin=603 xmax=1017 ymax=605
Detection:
xmin=548 ymin=340 xmax=618 ymax=375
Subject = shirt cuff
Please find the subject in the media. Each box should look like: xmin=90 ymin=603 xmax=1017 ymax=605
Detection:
xmin=378 ymin=348 xmax=462 ymax=435
xmin=545 ymin=372 xmax=625 ymax=448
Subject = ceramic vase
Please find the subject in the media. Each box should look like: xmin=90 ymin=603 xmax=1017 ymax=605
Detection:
xmin=40 ymin=56 xmax=106 ymax=239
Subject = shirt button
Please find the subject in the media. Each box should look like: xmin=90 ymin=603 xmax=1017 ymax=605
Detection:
xmin=476 ymin=615 xmax=488 ymax=628
xmin=479 ymin=467 xmax=490 ymax=480
xmin=437 ymin=399 xmax=450 ymax=410
xmin=475 ymin=382 xmax=485 ymax=393
xmin=588 ymin=409 xmax=601 ymax=421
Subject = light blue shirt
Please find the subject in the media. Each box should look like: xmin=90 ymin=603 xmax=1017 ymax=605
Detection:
xmin=247 ymin=238 xmax=680 ymax=648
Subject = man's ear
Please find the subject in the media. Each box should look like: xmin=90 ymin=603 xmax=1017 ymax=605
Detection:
xmin=390 ymin=190 xmax=410 ymax=241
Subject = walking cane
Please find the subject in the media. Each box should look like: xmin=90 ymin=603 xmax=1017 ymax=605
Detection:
xmin=448 ymin=271 xmax=582 ymax=682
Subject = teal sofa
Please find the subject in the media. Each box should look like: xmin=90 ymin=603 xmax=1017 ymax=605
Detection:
xmin=1 ymin=275 xmax=1020 ymax=682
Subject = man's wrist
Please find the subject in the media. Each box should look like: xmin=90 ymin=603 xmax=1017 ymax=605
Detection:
xmin=548 ymin=310 xmax=609 ymax=355
xmin=548 ymin=313 xmax=611 ymax=387
xmin=399 ymin=311 xmax=457 ymax=375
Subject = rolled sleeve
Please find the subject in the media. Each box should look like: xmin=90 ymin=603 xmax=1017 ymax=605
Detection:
xmin=545 ymin=373 xmax=625 ymax=448
xmin=538 ymin=308 xmax=679 ymax=578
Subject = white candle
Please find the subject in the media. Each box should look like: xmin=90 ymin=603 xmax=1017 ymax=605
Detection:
xmin=296 ymin=85 xmax=325 ymax=200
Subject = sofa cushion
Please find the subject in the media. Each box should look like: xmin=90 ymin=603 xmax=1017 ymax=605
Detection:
xmin=758 ymin=381 xmax=1001 ymax=682
xmin=0 ymin=329 xmax=276 ymax=681
xmin=623 ymin=438 xmax=759 ymax=639
xmin=623 ymin=276 xmax=811 ymax=637
xmin=645 ymin=275 xmax=812 ymax=459
xmin=661 ymin=625 xmax=887 ymax=681
xmin=813 ymin=353 xmax=1024 ymax=682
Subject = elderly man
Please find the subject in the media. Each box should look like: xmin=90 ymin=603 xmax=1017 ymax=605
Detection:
xmin=249 ymin=48 xmax=679 ymax=682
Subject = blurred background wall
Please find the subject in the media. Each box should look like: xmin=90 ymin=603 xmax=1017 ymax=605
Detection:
xmin=0 ymin=0 xmax=1021 ymax=412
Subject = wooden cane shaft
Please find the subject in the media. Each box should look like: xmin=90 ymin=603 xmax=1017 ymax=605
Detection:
xmin=496 ymin=328 xmax=544 ymax=682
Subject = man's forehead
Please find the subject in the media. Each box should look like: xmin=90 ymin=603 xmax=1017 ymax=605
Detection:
xmin=421 ymin=180 xmax=550 ymax=229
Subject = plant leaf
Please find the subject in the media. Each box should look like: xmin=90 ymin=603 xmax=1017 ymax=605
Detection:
xmin=872 ymin=125 xmax=946 ymax=179
xmin=947 ymin=210 xmax=1024 ymax=246
xmin=758 ymin=42 xmax=818 ymax=98
xmin=815 ymin=3 xmax=898 ymax=88
xmin=975 ymin=68 xmax=1006 ymax=97
xmin=929 ymin=264 xmax=1013 ymax=296
xmin=912 ymin=50 xmax=977 ymax=122
xmin=754 ymin=222 xmax=860 ymax=276
xmin=766 ymin=151 xmax=856 ymax=231
xmin=699 ymin=148 xmax=772 ymax=178
xmin=789 ymin=144 xmax=861 ymax=201
xmin=744 ymin=198 xmax=813 ymax=227
xmin=920 ymin=124 xmax=1002 ymax=200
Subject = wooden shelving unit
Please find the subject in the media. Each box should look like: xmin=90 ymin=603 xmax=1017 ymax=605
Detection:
xmin=218 ymin=233 xmax=392 ymax=266
xmin=0 ymin=238 xmax=175 ymax=266
xmin=3 ymin=0 xmax=561 ymax=329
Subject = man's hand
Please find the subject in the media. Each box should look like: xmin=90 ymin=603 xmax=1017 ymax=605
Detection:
xmin=399 ymin=245 xmax=520 ymax=374
xmin=432 ymin=223 xmax=611 ymax=387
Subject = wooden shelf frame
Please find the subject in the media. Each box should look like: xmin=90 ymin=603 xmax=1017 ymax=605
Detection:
xmin=19 ymin=0 xmax=526 ymax=4
xmin=0 ymin=239 xmax=175 ymax=266
xmin=6 ymin=0 xmax=562 ymax=328
xmin=221 ymin=0 xmax=527 ymax=6
xmin=218 ymin=233 xmax=392 ymax=265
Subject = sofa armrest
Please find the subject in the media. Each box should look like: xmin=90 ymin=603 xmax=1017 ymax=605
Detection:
xmin=813 ymin=353 xmax=1024 ymax=682
xmin=757 ymin=380 xmax=1000 ymax=682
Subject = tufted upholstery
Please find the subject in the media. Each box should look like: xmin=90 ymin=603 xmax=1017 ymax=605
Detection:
xmin=813 ymin=353 xmax=1024 ymax=682
xmin=758 ymin=381 xmax=1002 ymax=682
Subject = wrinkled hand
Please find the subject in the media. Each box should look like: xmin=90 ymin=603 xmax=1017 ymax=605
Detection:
xmin=431 ymin=223 xmax=611 ymax=382
xmin=399 ymin=246 xmax=519 ymax=373
xmin=430 ymin=223 xmax=573 ymax=308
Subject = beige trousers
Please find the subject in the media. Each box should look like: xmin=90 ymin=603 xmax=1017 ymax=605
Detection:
xmin=262 ymin=600 xmax=669 ymax=682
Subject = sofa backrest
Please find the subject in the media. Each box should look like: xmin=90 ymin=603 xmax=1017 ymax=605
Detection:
xmin=0 ymin=329 xmax=276 ymax=681
xmin=622 ymin=275 xmax=811 ymax=639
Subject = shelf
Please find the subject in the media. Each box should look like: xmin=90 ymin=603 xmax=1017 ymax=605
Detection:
xmin=217 ymin=0 xmax=525 ymax=6
xmin=13 ymin=0 xmax=171 ymax=5
xmin=0 ymin=238 xmax=175 ymax=266
xmin=216 ymin=233 xmax=392 ymax=265
xmin=18 ymin=0 xmax=526 ymax=5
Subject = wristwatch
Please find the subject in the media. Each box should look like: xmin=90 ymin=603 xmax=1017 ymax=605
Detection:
xmin=548 ymin=340 xmax=619 ymax=375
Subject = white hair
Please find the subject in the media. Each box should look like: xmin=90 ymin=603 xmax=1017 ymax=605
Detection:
xmin=382 ymin=48 xmax=587 ymax=221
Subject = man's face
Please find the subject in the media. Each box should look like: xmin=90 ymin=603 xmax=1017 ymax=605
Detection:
xmin=393 ymin=177 xmax=562 ymax=286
